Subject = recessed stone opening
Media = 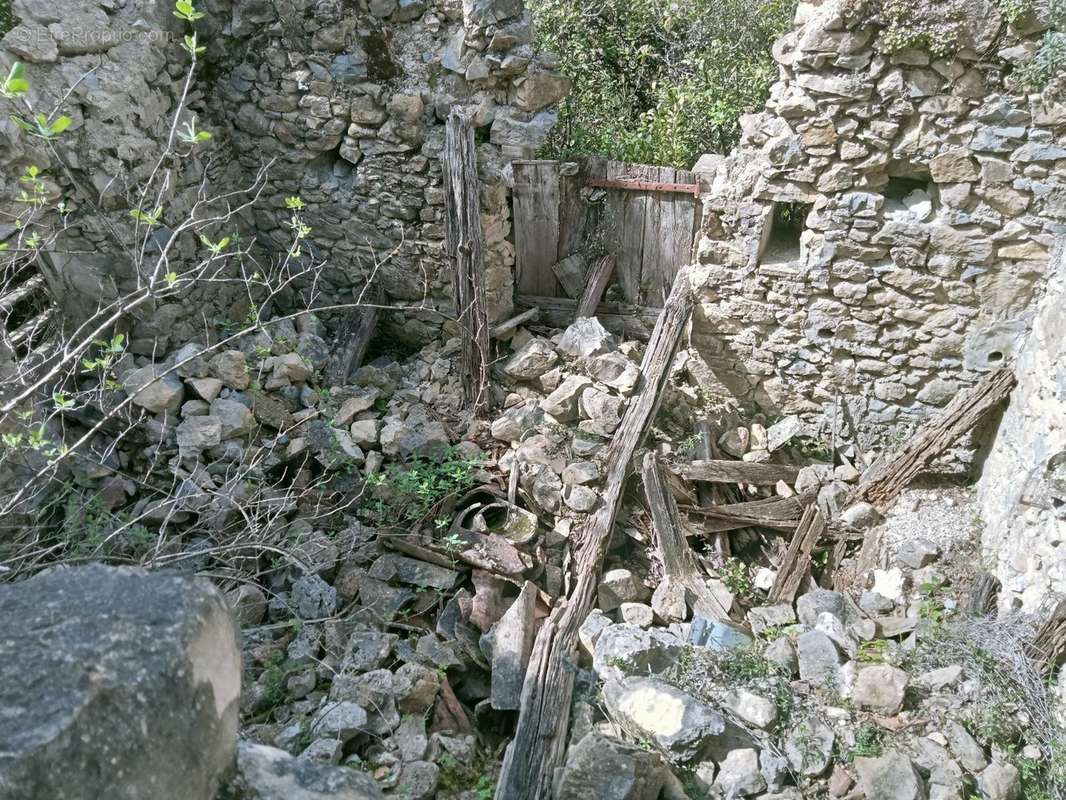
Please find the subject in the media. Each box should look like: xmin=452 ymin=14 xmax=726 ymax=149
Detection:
xmin=885 ymin=176 xmax=929 ymax=201
xmin=759 ymin=201 xmax=810 ymax=266
xmin=988 ymin=350 xmax=1005 ymax=364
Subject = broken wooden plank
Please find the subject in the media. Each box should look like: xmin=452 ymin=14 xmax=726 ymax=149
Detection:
xmin=769 ymin=504 xmax=826 ymax=603
xmin=587 ymin=178 xmax=700 ymax=197
xmin=848 ymin=369 xmax=1016 ymax=507
xmin=1030 ymin=598 xmax=1066 ymax=676
xmin=495 ymin=265 xmax=694 ymax=800
xmin=513 ymin=160 xmax=561 ymax=296
xmin=324 ymin=288 xmax=380 ymax=386
xmin=575 ymin=254 xmax=615 ymax=320
xmin=490 ymin=308 xmax=539 ymax=339
xmin=674 ymin=459 xmax=801 ymax=486
xmin=642 ymin=451 xmax=732 ymax=620
xmin=551 ymin=253 xmax=587 ymax=298
xmin=444 ymin=110 xmax=491 ymax=416
xmin=682 ymin=494 xmax=805 ymax=534
xmin=694 ymin=418 xmax=730 ymax=556
xmin=557 ymin=162 xmax=587 ymax=261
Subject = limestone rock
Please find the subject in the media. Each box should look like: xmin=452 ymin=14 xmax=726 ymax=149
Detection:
xmin=977 ymin=761 xmax=1021 ymax=800
xmin=557 ymin=317 xmax=616 ymax=358
xmin=853 ymin=665 xmax=908 ymax=715
xmin=226 ymin=741 xmax=384 ymax=799
xmin=557 ymin=732 xmax=667 ymax=800
xmin=124 ymin=365 xmax=184 ymax=414
xmin=715 ymin=748 xmax=766 ymax=797
xmin=603 ymin=676 xmax=750 ymax=762
xmin=209 ymin=350 xmax=250 ymax=390
xmin=503 ymin=338 xmax=559 ymax=380
xmin=0 ymin=565 xmax=240 ymax=800
xmin=855 ymin=751 xmax=927 ymax=800
xmin=211 ymin=398 xmax=257 ymax=439
xmin=597 ymin=568 xmax=649 ymax=611
xmin=592 ymin=623 xmax=683 ymax=681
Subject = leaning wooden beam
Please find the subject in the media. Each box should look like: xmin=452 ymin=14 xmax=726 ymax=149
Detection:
xmin=575 ymin=254 xmax=615 ymax=320
xmin=443 ymin=109 xmax=491 ymax=417
xmin=515 ymin=294 xmax=661 ymax=340
xmin=495 ymin=266 xmax=694 ymax=800
xmin=642 ymin=451 xmax=732 ymax=619
xmin=769 ymin=504 xmax=826 ymax=603
xmin=848 ymin=369 xmax=1016 ymax=507
xmin=324 ymin=287 xmax=380 ymax=386
xmin=490 ymin=308 xmax=539 ymax=340
xmin=674 ymin=459 xmax=801 ymax=486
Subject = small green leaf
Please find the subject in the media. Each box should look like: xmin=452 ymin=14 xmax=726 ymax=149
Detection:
xmin=49 ymin=116 xmax=72 ymax=135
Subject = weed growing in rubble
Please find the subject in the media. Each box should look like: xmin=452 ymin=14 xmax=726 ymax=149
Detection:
xmin=720 ymin=557 xmax=755 ymax=599
xmin=360 ymin=447 xmax=484 ymax=529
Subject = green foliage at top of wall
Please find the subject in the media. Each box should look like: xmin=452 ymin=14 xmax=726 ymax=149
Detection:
xmin=528 ymin=0 xmax=797 ymax=170
xmin=0 ymin=0 xmax=16 ymax=37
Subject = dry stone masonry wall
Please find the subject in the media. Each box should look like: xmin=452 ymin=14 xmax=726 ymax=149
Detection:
xmin=691 ymin=0 xmax=1066 ymax=460
xmin=0 ymin=0 xmax=569 ymax=349
xmin=204 ymin=0 xmax=569 ymax=342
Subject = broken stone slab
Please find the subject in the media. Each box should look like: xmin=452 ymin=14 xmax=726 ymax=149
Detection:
xmin=556 ymin=732 xmax=667 ymax=800
xmin=766 ymin=415 xmax=810 ymax=452
xmin=367 ymin=554 xmax=460 ymax=591
xmin=540 ymin=375 xmax=593 ymax=421
xmin=688 ymin=616 xmax=752 ymax=651
xmin=223 ymin=741 xmax=384 ymax=799
xmin=797 ymin=588 xmax=876 ymax=641
xmin=328 ymin=669 xmax=399 ymax=736
xmin=0 ymin=564 xmax=240 ymax=800
xmin=943 ymin=719 xmax=987 ymax=772
xmin=855 ymin=750 xmax=927 ymax=800
xmin=488 ymin=580 xmax=537 ymax=710
xmin=603 ymin=676 xmax=752 ymax=762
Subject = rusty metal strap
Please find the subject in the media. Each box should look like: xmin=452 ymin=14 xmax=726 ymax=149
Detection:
xmin=587 ymin=178 xmax=700 ymax=197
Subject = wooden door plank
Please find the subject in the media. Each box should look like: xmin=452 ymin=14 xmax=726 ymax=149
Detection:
xmin=640 ymin=166 xmax=673 ymax=306
xmin=557 ymin=164 xmax=586 ymax=261
xmin=617 ymin=162 xmax=652 ymax=304
xmin=513 ymin=161 xmax=561 ymax=297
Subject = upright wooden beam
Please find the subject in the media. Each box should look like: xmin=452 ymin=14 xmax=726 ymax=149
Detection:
xmin=769 ymin=504 xmax=825 ymax=603
xmin=575 ymin=254 xmax=615 ymax=320
xmin=495 ymin=266 xmax=694 ymax=800
xmin=443 ymin=110 xmax=490 ymax=417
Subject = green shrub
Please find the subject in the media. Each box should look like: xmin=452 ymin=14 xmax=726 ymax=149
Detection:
xmin=529 ymin=0 xmax=797 ymax=169
xmin=0 ymin=0 xmax=14 ymax=37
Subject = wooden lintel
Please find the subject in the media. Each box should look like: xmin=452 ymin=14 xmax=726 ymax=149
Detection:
xmin=587 ymin=178 xmax=701 ymax=197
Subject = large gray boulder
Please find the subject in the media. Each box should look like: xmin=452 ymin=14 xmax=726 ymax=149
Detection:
xmin=0 ymin=564 xmax=241 ymax=800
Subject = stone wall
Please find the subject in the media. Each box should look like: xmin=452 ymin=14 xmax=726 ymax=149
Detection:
xmin=689 ymin=0 xmax=1065 ymax=460
xmin=977 ymin=242 xmax=1066 ymax=613
xmin=0 ymin=0 xmax=568 ymax=350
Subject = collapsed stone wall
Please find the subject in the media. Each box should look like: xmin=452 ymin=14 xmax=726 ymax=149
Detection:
xmin=691 ymin=0 xmax=1065 ymax=461
xmin=0 ymin=0 xmax=569 ymax=350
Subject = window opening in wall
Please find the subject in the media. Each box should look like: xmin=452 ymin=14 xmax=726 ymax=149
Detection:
xmin=884 ymin=175 xmax=934 ymax=222
xmin=759 ymin=201 xmax=810 ymax=266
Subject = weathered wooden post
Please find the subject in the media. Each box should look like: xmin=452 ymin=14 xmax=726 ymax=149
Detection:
xmin=443 ymin=109 xmax=490 ymax=417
